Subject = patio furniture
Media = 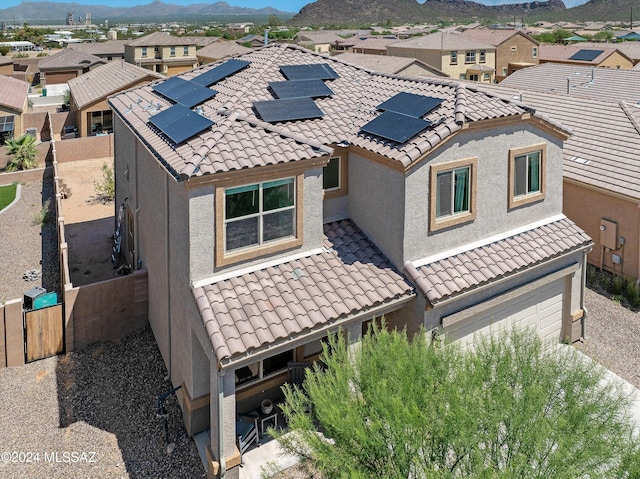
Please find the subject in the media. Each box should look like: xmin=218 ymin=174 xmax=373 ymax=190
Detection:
xmin=236 ymin=414 xmax=259 ymax=465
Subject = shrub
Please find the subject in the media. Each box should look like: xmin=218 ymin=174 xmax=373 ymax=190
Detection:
xmin=93 ymin=162 xmax=115 ymax=203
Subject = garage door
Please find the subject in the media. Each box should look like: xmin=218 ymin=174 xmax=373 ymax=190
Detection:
xmin=45 ymin=71 xmax=77 ymax=84
xmin=444 ymin=281 xmax=564 ymax=348
xmin=166 ymin=64 xmax=192 ymax=76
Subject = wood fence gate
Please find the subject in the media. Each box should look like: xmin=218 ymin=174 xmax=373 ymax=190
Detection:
xmin=25 ymin=305 xmax=64 ymax=362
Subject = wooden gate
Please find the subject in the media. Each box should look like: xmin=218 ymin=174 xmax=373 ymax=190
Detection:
xmin=25 ymin=304 xmax=63 ymax=362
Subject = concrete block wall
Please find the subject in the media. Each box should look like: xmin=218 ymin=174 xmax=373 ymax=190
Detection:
xmin=0 ymin=142 xmax=52 ymax=171
xmin=54 ymin=135 xmax=113 ymax=162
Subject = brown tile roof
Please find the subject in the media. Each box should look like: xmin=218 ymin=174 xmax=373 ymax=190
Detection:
xmin=295 ymin=31 xmax=345 ymax=45
xmin=127 ymin=31 xmax=197 ymax=47
xmin=0 ymin=56 xmax=13 ymax=67
xmin=68 ymin=61 xmax=163 ymax=110
xmin=193 ymin=220 xmax=414 ymax=364
xmin=405 ymin=217 xmax=592 ymax=304
xmin=0 ymin=76 xmax=29 ymax=112
xmin=388 ymin=31 xmax=494 ymax=51
xmin=500 ymin=63 xmax=640 ymax=104
xmin=460 ymin=29 xmax=539 ymax=47
xmin=195 ymin=41 xmax=251 ymax=61
xmin=67 ymin=40 xmax=130 ymax=56
xmin=109 ymin=44 xmax=545 ymax=180
xmin=334 ymin=52 xmax=447 ymax=77
xmin=349 ymin=36 xmax=400 ymax=51
xmin=38 ymin=49 xmax=105 ymax=71
xmin=538 ymin=44 xmax=630 ymax=65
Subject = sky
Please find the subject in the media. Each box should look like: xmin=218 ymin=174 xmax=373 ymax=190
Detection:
xmin=2 ymin=0 xmax=310 ymax=12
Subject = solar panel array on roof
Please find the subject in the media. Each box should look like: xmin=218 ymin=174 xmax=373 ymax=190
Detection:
xmin=0 ymin=115 xmax=15 ymax=133
xmin=152 ymin=77 xmax=217 ymax=108
xmin=569 ymin=49 xmax=604 ymax=62
xmin=253 ymin=97 xmax=324 ymax=123
xmin=280 ymin=63 xmax=339 ymax=81
xmin=269 ymin=79 xmax=334 ymax=99
xmin=378 ymin=92 xmax=443 ymax=118
xmin=148 ymin=104 xmax=214 ymax=144
xmin=191 ymin=59 xmax=251 ymax=87
xmin=360 ymin=111 xmax=432 ymax=144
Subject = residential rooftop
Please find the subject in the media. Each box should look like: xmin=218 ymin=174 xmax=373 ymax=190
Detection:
xmin=388 ymin=31 xmax=494 ymax=51
xmin=0 ymin=76 xmax=29 ymax=111
xmin=38 ymin=49 xmax=104 ymax=70
xmin=538 ymin=44 xmax=631 ymax=65
xmin=334 ymin=52 xmax=446 ymax=77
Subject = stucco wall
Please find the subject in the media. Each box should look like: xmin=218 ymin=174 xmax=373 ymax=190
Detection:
xmin=496 ymin=35 xmax=539 ymax=80
xmin=564 ymin=180 xmax=640 ymax=278
xmin=403 ymin=123 xmax=564 ymax=263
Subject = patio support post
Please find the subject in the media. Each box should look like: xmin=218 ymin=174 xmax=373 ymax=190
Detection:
xmin=346 ymin=321 xmax=362 ymax=360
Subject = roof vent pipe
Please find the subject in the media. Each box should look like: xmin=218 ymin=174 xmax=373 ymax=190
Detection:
xmin=264 ymin=29 xmax=269 ymax=46
xmin=591 ymin=65 xmax=595 ymax=82
xmin=567 ymin=77 xmax=570 ymax=94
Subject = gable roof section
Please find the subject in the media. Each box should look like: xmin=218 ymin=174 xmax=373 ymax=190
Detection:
xmin=127 ymin=31 xmax=197 ymax=47
xmin=539 ymin=44 xmax=631 ymax=65
xmin=38 ymin=49 xmax=104 ymax=71
xmin=109 ymin=43 xmax=552 ymax=181
xmin=295 ymin=31 xmax=345 ymax=45
xmin=194 ymin=219 xmax=415 ymax=365
xmin=500 ymin=63 xmax=640 ymax=104
xmin=196 ymin=41 xmax=252 ymax=61
xmin=68 ymin=61 xmax=163 ymax=110
xmin=460 ymin=28 xmax=539 ymax=47
xmin=0 ymin=76 xmax=29 ymax=112
xmin=335 ymin=52 xmax=447 ymax=77
xmin=405 ymin=217 xmax=592 ymax=305
xmin=388 ymin=32 xmax=494 ymax=51
xmin=67 ymin=40 xmax=130 ymax=56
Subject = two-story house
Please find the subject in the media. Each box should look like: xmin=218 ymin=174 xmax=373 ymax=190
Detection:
xmin=459 ymin=28 xmax=539 ymax=82
xmin=108 ymin=44 xmax=591 ymax=479
xmin=387 ymin=32 xmax=497 ymax=82
xmin=124 ymin=32 xmax=199 ymax=76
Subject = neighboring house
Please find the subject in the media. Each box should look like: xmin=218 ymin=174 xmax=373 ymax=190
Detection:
xmin=538 ymin=45 xmax=633 ymax=69
xmin=0 ymin=56 xmax=13 ymax=76
xmin=387 ymin=32 xmax=496 ymax=82
xmin=0 ymin=76 xmax=29 ymax=144
xmin=38 ymin=49 xmax=105 ymax=86
xmin=228 ymin=23 xmax=253 ymax=35
xmin=196 ymin=42 xmax=251 ymax=64
xmin=124 ymin=32 xmax=199 ymax=76
xmin=67 ymin=61 xmax=162 ymax=137
xmin=67 ymin=40 xmax=130 ymax=61
xmin=348 ymin=36 xmax=399 ymax=55
xmin=108 ymin=44 xmax=591 ymax=479
xmin=460 ymin=28 xmax=539 ymax=82
xmin=577 ymin=41 xmax=640 ymax=65
xmin=335 ymin=52 xmax=448 ymax=77
xmin=236 ymin=34 xmax=265 ymax=48
xmin=294 ymin=31 xmax=345 ymax=53
xmin=497 ymin=64 xmax=640 ymax=278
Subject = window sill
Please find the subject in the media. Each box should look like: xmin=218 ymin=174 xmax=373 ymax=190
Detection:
xmin=216 ymin=236 xmax=303 ymax=268
xmin=509 ymin=192 xmax=545 ymax=210
xmin=430 ymin=211 xmax=476 ymax=232
xmin=323 ymin=188 xmax=347 ymax=200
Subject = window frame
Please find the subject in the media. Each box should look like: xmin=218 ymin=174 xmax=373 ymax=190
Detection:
xmin=170 ymin=46 xmax=176 ymax=57
xmin=183 ymin=46 xmax=189 ymax=56
xmin=323 ymin=154 xmax=348 ymax=199
xmin=235 ymin=349 xmax=295 ymax=390
xmin=450 ymin=50 xmax=458 ymax=65
xmin=479 ymin=50 xmax=486 ymax=63
xmin=215 ymin=171 xmax=304 ymax=267
xmin=430 ymin=157 xmax=478 ymax=232
xmin=465 ymin=50 xmax=476 ymax=64
xmin=508 ymin=143 xmax=546 ymax=209
xmin=532 ymin=46 xmax=538 ymax=58
xmin=141 ymin=47 xmax=147 ymax=58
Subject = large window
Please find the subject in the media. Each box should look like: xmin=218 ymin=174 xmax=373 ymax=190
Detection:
xmin=224 ymin=178 xmax=296 ymax=251
xmin=465 ymin=50 xmax=476 ymax=64
xmin=508 ymin=144 xmax=546 ymax=209
xmin=430 ymin=158 xmax=477 ymax=231
xmin=450 ymin=51 xmax=458 ymax=65
xmin=235 ymin=349 xmax=294 ymax=388
xmin=90 ymin=110 xmax=113 ymax=134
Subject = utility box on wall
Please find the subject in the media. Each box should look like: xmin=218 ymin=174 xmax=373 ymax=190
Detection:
xmin=600 ymin=219 xmax=618 ymax=250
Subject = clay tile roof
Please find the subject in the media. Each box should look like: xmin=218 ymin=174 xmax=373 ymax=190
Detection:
xmin=460 ymin=28 xmax=539 ymax=47
xmin=0 ymin=76 xmax=29 ymax=112
xmin=67 ymin=40 xmax=130 ymax=56
xmin=38 ymin=49 xmax=104 ymax=70
xmin=405 ymin=217 xmax=592 ymax=304
xmin=0 ymin=56 xmax=13 ymax=66
xmin=335 ymin=52 xmax=447 ymax=77
xmin=109 ymin=43 xmax=539 ymax=181
xmin=68 ymin=61 xmax=163 ymax=110
xmin=388 ymin=31 xmax=494 ymax=51
xmin=193 ymin=219 xmax=415 ymax=365
xmin=196 ymin=42 xmax=252 ymax=61
xmin=539 ymin=44 xmax=629 ymax=65
xmin=127 ymin=31 xmax=196 ymax=47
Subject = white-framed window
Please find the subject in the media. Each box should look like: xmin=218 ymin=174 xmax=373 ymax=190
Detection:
xmin=502 ymin=67 xmax=508 ymax=75
xmin=465 ymin=50 xmax=476 ymax=63
xmin=459 ymin=73 xmax=466 ymax=80
xmin=323 ymin=157 xmax=340 ymax=191
xmin=183 ymin=46 xmax=189 ymax=56
xmin=235 ymin=349 xmax=294 ymax=388
xmin=224 ymin=178 xmax=296 ymax=252
xmin=141 ymin=47 xmax=147 ymax=58
xmin=450 ymin=50 xmax=458 ymax=65
xmin=436 ymin=167 xmax=471 ymax=218
xmin=170 ymin=46 xmax=176 ymax=57
xmin=532 ymin=46 xmax=538 ymax=58
xmin=513 ymin=151 xmax=541 ymax=197
xmin=483 ymin=72 xmax=490 ymax=81
xmin=479 ymin=50 xmax=486 ymax=63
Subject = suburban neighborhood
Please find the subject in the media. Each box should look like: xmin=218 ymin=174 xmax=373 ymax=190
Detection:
xmin=2 ymin=2 xmax=640 ymax=477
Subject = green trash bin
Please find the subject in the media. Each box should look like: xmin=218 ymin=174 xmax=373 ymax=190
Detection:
xmin=42 ymin=88 xmax=47 ymax=97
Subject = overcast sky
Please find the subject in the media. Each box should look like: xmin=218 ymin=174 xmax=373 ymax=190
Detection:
xmin=2 ymin=0 xmax=308 ymax=13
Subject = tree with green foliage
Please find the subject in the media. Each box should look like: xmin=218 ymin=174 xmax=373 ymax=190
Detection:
xmin=0 ymin=46 xmax=10 ymax=56
xmin=5 ymin=134 xmax=38 ymax=171
xmin=273 ymin=324 xmax=640 ymax=478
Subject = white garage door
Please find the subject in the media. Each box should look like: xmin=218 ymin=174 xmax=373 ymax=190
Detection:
xmin=444 ymin=281 xmax=564 ymax=348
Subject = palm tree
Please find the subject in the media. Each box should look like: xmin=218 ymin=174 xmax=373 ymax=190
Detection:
xmin=6 ymin=134 xmax=38 ymax=171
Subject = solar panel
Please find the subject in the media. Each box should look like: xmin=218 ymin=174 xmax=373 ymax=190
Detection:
xmin=191 ymin=59 xmax=251 ymax=87
xmin=0 ymin=115 xmax=15 ymax=133
xmin=360 ymin=111 xmax=431 ymax=144
xmin=280 ymin=64 xmax=339 ymax=81
xmin=152 ymin=77 xmax=217 ymax=108
xmin=569 ymin=49 xmax=604 ymax=62
xmin=148 ymin=104 xmax=214 ymax=144
xmin=253 ymin=97 xmax=324 ymax=123
xmin=377 ymin=92 xmax=443 ymax=118
xmin=269 ymin=79 xmax=334 ymax=99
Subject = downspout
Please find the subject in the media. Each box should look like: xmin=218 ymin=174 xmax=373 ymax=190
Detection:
xmin=218 ymin=370 xmax=226 ymax=478
xmin=165 ymin=174 xmax=172 ymax=380
xmin=581 ymin=246 xmax=592 ymax=340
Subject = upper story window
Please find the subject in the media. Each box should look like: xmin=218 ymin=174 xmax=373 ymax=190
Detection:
xmin=532 ymin=46 xmax=538 ymax=58
xmin=450 ymin=51 xmax=458 ymax=65
xmin=479 ymin=50 xmax=486 ymax=63
xmin=215 ymin=173 xmax=304 ymax=267
xmin=183 ymin=46 xmax=189 ymax=56
xmin=170 ymin=47 xmax=176 ymax=57
xmin=465 ymin=51 xmax=476 ymax=64
xmin=323 ymin=155 xmax=348 ymax=199
xmin=430 ymin=157 xmax=477 ymax=232
xmin=141 ymin=47 xmax=147 ymax=58
xmin=508 ymin=143 xmax=546 ymax=209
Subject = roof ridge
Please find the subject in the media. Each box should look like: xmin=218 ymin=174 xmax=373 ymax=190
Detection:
xmin=454 ymin=83 xmax=467 ymax=125
xmin=619 ymin=101 xmax=640 ymax=137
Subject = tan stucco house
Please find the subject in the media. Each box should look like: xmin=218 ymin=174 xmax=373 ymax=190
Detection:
xmin=108 ymin=44 xmax=591 ymax=479
xmin=538 ymin=45 xmax=634 ymax=70
xmin=38 ymin=49 xmax=105 ymax=86
xmin=0 ymin=76 xmax=29 ymax=144
xmin=124 ymin=32 xmax=199 ymax=76
xmin=387 ymin=32 xmax=497 ymax=82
